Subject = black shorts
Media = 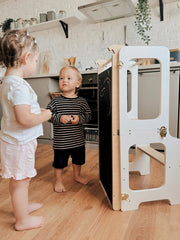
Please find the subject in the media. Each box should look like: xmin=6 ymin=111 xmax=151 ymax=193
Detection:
xmin=53 ymin=145 xmax=85 ymax=169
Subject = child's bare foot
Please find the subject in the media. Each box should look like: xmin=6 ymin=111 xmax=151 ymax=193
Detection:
xmin=54 ymin=182 xmax=66 ymax=193
xmin=74 ymin=176 xmax=89 ymax=185
xmin=28 ymin=203 xmax=43 ymax=213
xmin=15 ymin=215 xmax=45 ymax=231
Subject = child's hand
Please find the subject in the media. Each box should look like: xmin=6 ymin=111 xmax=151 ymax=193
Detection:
xmin=41 ymin=108 xmax=52 ymax=120
xmin=71 ymin=115 xmax=79 ymax=125
xmin=60 ymin=115 xmax=72 ymax=124
xmin=46 ymin=109 xmax=52 ymax=119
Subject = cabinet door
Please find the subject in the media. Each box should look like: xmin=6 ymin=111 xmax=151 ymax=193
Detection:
xmin=169 ymin=70 xmax=179 ymax=138
xmin=27 ymin=77 xmax=59 ymax=140
xmin=138 ymin=71 xmax=161 ymax=120
xmin=138 ymin=71 xmax=179 ymax=138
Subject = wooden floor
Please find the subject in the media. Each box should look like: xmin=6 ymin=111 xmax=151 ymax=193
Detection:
xmin=0 ymin=144 xmax=180 ymax=240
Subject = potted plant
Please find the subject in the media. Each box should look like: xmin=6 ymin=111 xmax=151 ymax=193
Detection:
xmin=134 ymin=0 xmax=152 ymax=45
xmin=0 ymin=18 xmax=14 ymax=32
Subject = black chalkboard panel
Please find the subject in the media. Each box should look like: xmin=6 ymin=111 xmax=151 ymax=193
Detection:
xmin=98 ymin=67 xmax=112 ymax=204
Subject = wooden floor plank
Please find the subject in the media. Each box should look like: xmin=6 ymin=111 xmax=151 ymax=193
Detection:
xmin=0 ymin=144 xmax=179 ymax=240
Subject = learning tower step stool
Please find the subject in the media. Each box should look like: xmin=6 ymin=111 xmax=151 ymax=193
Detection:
xmin=97 ymin=45 xmax=180 ymax=211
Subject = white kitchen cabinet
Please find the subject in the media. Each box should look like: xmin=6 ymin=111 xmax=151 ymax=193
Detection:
xmin=138 ymin=70 xmax=179 ymax=138
xmin=168 ymin=70 xmax=179 ymax=138
xmin=26 ymin=76 xmax=59 ymax=143
xmin=128 ymin=67 xmax=180 ymax=141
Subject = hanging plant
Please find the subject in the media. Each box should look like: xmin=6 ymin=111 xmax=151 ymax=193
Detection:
xmin=0 ymin=18 xmax=13 ymax=33
xmin=134 ymin=0 xmax=152 ymax=45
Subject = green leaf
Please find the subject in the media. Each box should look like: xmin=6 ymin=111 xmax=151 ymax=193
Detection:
xmin=134 ymin=0 xmax=152 ymax=44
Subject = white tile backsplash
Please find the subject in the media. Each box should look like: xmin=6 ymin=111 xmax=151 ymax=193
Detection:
xmin=0 ymin=0 xmax=180 ymax=74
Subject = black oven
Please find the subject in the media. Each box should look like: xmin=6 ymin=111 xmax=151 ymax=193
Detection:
xmin=78 ymin=72 xmax=98 ymax=143
xmin=78 ymin=87 xmax=98 ymax=127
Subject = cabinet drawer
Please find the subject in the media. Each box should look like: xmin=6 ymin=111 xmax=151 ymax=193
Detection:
xmin=82 ymin=73 xmax=97 ymax=86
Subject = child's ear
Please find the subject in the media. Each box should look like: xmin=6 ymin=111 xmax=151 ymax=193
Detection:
xmin=22 ymin=52 xmax=31 ymax=64
xmin=76 ymin=79 xmax=81 ymax=88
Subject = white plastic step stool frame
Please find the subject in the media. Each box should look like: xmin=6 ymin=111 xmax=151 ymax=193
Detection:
xmin=119 ymin=46 xmax=180 ymax=211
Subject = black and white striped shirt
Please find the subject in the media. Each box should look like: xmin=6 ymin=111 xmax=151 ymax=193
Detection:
xmin=47 ymin=95 xmax=91 ymax=150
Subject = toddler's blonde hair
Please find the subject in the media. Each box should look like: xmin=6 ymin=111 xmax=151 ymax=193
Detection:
xmin=60 ymin=66 xmax=82 ymax=94
xmin=0 ymin=29 xmax=38 ymax=68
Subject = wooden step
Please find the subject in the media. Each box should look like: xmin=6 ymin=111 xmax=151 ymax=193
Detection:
xmin=137 ymin=146 xmax=165 ymax=165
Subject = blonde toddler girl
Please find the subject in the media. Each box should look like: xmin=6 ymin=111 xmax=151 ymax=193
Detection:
xmin=0 ymin=29 xmax=52 ymax=231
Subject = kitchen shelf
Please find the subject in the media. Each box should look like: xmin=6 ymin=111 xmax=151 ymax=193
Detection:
xmin=28 ymin=16 xmax=80 ymax=38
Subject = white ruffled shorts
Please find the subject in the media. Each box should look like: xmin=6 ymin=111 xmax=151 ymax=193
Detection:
xmin=0 ymin=139 xmax=37 ymax=180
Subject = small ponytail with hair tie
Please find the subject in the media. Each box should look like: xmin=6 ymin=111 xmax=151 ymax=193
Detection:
xmin=0 ymin=29 xmax=38 ymax=68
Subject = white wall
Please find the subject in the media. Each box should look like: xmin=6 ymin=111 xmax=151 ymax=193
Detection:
xmin=0 ymin=0 xmax=180 ymax=74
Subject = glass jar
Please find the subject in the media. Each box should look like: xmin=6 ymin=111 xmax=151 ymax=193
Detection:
xmin=23 ymin=19 xmax=30 ymax=28
xmin=77 ymin=61 xmax=82 ymax=71
xmin=40 ymin=13 xmax=47 ymax=23
xmin=47 ymin=11 xmax=56 ymax=21
xmin=10 ymin=21 xmax=16 ymax=29
xmin=16 ymin=18 xmax=24 ymax=29
xmin=58 ymin=10 xmax=66 ymax=18
xmin=30 ymin=18 xmax=38 ymax=25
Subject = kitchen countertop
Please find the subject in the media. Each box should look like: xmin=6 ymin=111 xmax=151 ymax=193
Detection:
xmin=26 ymin=69 xmax=98 ymax=79
xmin=25 ymin=62 xmax=180 ymax=79
xmin=138 ymin=61 xmax=180 ymax=72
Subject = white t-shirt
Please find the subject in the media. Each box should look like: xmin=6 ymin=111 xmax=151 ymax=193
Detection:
xmin=0 ymin=75 xmax=43 ymax=145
